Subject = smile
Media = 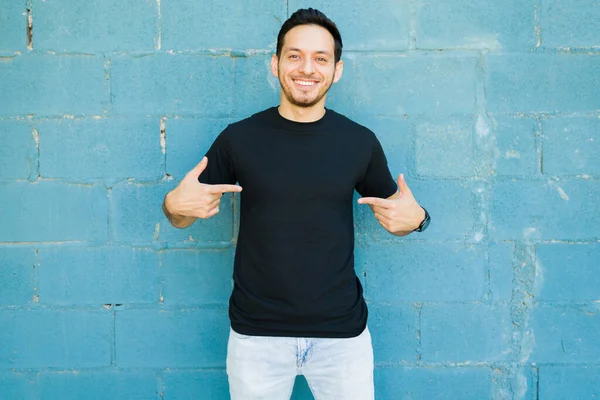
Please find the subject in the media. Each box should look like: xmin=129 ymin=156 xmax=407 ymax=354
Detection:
xmin=293 ymin=79 xmax=318 ymax=87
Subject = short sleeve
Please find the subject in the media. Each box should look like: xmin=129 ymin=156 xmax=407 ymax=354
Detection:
xmin=355 ymin=135 xmax=397 ymax=198
xmin=197 ymin=127 xmax=237 ymax=185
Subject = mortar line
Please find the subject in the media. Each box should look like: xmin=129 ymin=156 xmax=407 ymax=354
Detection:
xmin=158 ymin=249 xmax=164 ymax=304
xmin=156 ymin=0 xmax=162 ymax=50
xmin=534 ymin=366 xmax=540 ymax=400
xmin=32 ymin=247 xmax=40 ymax=304
xmin=104 ymin=58 xmax=112 ymax=117
xmin=534 ymin=1 xmax=542 ymax=48
xmin=26 ymin=0 xmax=33 ymax=50
xmin=408 ymin=0 xmax=417 ymax=50
xmin=157 ymin=370 xmax=165 ymax=400
xmin=231 ymin=57 xmax=238 ymax=119
xmin=106 ymin=187 xmax=113 ymax=245
xmin=535 ymin=116 xmax=544 ymax=175
xmin=160 ymin=117 xmax=166 ymax=173
xmin=111 ymin=310 xmax=117 ymax=366
xmin=31 ymin=127 xmax=40 ymax=180
xmin=415 ymin=302 xmax=423 ymax=361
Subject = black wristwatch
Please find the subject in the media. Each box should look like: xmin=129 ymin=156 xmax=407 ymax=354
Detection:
xmin=414 ymin=207 xmax=430 ymax=232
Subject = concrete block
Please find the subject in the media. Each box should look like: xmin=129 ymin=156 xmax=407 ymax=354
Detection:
xmin=542 ymin=117 xmax=600 ymax=176
xmin=115 ymin=308 xmax=229 ymax=368
xmin=38 ymin=246 xmax=159 ymax=305
xmin=0 ymin=55 xmax=106 ymax=116
xmin=325 ymin=54 xmax=358 ymax=116
xmin=162 ymin=0 xmax=285 ymax=50
xmin=415 ymin=0 xmax=535 ymax=49
xmin=489 ymin=242 xmax=515 ymax=302
xmin=233 ymin=55 xmax=280 ymax=118
xmin=162 ymin=370 xmax=229 ymax=400
xmin=0 ymin=247 xmax=36 ymax=305
xmin=490 ymin=180 xmax=600 ymax=240
xmin=0 ymin=1 xmax=26 ymax=52
xmin=539 ymin=366 xmax=600 ymax=399
xmin=38 ymin=370 xmax=157 ymax=400
xmin=0 ymin=121 xmax=36 ymax=179
xmin=486 ymin=54 xmax=600 ymax=113
xmin=369 ymin=304 xmax=418 ymax=363
xmin=375 ymin=367 xmax=491 ymax=399
xmin=530 ymin=305 xmax=600 ymax=363
xmin=288 ymin=0 xmax=411 ymax=50
xmin=161 ymin=248 xmax=234 ymax=305
xmin=536 ymin=244 xmax=600 ymax=301
xmin=165 ymin=118 xmax=233 ymax=180
xmin=358 ymin=243 xmax=487 ymax=302
xmin=110 ymin=54 xmax=234 ymax=117
xmin=34 ymin=0 xmax=156 ymax=52
xmin=356 ymin=179 xmax=475 ymax=241
xmin=38 ymin=118 xmax=163 ymax=181
xmin=0 ymin=310 xmax=112 ymax=368
xmin=0 ymin=372 xmax=34 ymax=400
xmin=541 ymin=0 xmax=600 ymax=48
xmin=0 ymin=181 xmax=108 ymax=242
xmin=352 ymin=54 xmax=478 ymax=116
xmin=416 ymin=116 xmax=475 ymax=177
xmin=493 ymin=117 xmax=539 ymax=177
xmin=109 ymin=181 xmax=235 ymax=245
xmin=421 ymin=304 xmax=512 ymax=362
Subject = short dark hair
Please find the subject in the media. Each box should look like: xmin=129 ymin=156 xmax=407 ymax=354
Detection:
xmin=276 ymin=8 xmax=343 ymax=63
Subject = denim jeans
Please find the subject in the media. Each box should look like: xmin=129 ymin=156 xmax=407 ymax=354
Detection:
xmin=226 ymin=326 xmax=375 ymax=400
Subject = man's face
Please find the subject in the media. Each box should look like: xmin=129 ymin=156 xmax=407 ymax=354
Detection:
xmin=272 ymin=24 xmax=343 ymax=109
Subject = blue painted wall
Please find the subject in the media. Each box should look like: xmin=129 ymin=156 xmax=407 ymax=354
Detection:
xmin=1 ymin=1 xmax=599 ymax=399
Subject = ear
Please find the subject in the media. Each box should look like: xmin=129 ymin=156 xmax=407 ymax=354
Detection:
xmin=270 ymin=54 xmax=279 ymax=78
xmin=333 ymin=60 xmax=344 ymax=83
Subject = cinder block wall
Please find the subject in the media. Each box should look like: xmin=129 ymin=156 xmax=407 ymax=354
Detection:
xmin=1 ymin=1 xmax=599 ymax=399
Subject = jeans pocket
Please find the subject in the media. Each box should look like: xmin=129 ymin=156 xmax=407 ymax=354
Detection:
xmin=230 ymin=328 xmax=252 ymax=340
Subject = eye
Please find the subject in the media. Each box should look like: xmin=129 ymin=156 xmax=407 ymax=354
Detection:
xmin=317 ymin=57 xmax=328 ymax=62
xmin=289 ymin=54 xmax=300 ymax=60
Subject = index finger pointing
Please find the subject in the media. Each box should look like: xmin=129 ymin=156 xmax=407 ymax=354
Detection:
xmin=357 ymin=197 xmax=392 ymax=208
xmin=207 ymin=184 xmax=243 ymax=194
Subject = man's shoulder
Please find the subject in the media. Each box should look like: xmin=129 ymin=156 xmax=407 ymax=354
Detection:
xmin=326 ymin=109 xmax=378 ymax=139
xmin=227 ymin=107 xmax=274 ymax=132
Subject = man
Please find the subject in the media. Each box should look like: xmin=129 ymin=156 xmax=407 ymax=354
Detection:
xmin=162 ymin=8 xmax=430 ymax=399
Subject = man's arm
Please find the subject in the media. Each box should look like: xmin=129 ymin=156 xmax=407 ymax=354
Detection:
xmin=163 ymin=157 xmax=242 ymax=229
xmin=357 ymin=174 xmax=427 ymax=236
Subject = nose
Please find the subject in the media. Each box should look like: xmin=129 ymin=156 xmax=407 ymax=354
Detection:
xmin=299 ymin=58 xmax=315 ymax=75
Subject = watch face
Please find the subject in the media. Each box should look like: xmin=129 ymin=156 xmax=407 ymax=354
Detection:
xmin=416 ymin=209 xmax=430 ymax=232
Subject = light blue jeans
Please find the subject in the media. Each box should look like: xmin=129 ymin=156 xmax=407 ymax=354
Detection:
xmin=226 ymin=326 xmax=375 ymax=400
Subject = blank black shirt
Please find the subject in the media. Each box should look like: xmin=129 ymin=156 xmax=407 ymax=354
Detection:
xmin=199 ymin=107 xmax=397 ymax=338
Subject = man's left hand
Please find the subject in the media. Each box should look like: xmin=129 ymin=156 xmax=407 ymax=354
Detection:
xmin=357 ymin=174 xmax=425 ymax=236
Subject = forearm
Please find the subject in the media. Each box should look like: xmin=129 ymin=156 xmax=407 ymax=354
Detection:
xmin=162 ymin=192 xmax=197 ymax=229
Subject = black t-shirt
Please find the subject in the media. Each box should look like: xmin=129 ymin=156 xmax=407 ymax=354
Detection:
xmin=199 ymin=107 xmax=397 ymax=338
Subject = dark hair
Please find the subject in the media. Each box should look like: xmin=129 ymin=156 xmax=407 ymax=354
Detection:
xmin=276 ymin=8 xmax=343 ymax=63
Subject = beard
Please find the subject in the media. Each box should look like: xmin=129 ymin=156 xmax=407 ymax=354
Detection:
xmin=278 ymin=70 xmax=334 ymax=108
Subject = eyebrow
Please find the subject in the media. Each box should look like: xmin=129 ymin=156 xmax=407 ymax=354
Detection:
xmin=286 ymin=47 xmax=332 ymax=56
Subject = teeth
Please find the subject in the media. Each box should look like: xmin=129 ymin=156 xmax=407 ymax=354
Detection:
xmin=295 ymin=80 xmax=316 ymax=86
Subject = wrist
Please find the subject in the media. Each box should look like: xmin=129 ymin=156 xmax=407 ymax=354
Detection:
xmin=164 ymin=190 xmax=180 ymax=216
xmin=413 ymin=207 xmax=430 ymax=232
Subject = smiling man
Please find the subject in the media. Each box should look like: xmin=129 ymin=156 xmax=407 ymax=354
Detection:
xmin=163 ymin=8 xmax=430 ymax=399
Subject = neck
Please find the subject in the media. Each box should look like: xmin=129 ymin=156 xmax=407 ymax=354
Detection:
xmin=277 ymin=98 xmax=327 ymax=123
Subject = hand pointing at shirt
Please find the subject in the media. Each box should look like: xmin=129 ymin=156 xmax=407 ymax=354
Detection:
xmin=358 ymin=174 xmax=428 ymax=236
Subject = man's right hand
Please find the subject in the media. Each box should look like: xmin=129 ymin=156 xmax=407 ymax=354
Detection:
xmin=163 ymin=157 xmax=242 ymax=228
